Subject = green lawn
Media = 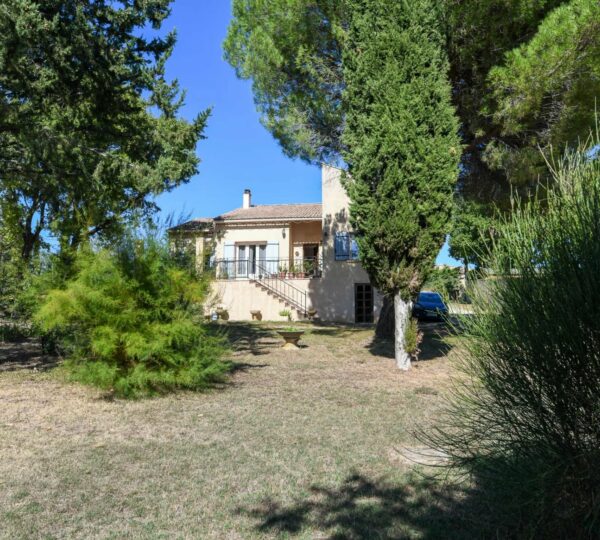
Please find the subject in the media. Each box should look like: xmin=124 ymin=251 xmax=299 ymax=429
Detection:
xmin=0 ymin=323 xmax=478 ymax=539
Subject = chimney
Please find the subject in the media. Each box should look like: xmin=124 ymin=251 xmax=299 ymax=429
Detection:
xmin=243 ymin=189 xmax=252 ymax=209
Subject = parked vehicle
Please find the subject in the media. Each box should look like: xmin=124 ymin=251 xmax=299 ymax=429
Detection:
xmin=413 ymin=291 xmax=448 ymax=320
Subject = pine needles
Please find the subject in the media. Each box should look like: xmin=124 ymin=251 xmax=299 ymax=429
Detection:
xmin=34 ymin=233 xmax=229 ymax=398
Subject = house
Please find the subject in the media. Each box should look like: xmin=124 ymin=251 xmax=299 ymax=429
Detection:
xmin=169 ymin=165 xmax=382 ymax=323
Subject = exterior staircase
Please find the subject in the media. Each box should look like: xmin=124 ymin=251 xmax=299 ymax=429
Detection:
xmin=251 ymin=262 xmax=308 ymax=318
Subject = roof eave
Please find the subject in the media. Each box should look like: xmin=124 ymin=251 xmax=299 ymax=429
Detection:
xmin=214 ymin=217 xmax=322 ymax=224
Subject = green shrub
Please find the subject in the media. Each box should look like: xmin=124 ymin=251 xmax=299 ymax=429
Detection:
xmin=428 ymin=139 xmax=600 ymax=536
xmin=34 ymin=233 xmax=229 ymax=398
xmin=404 ymin=318 xmax=423 ymax=360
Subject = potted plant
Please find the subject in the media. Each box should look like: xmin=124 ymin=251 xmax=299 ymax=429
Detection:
xmin=277 ymin=327 xmax=305 ymax=349
xmin=293 ymin=263 xmax=305 ymax=278
xmin=279 ymin=309 xmax=292 ymax=322
xmin=303 ymin=259 xmax=315 ymax=277
xmin=278 ymin=264 xmax=287 ymax=279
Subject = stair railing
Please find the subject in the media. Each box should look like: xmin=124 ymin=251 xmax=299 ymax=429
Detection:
xmin=253 ymin=261 xmax=307 ymax=316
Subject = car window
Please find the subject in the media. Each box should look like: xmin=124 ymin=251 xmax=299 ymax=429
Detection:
xmin=419 ymin=292 xmax=443 ymax=303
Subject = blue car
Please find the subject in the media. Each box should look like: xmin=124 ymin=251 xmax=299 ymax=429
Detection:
xmin=413 ymin=291 xmax=448 ymax=320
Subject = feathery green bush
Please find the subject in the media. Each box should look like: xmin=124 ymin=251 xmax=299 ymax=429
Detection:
xmin=429 ymin=136 xmax=600 ymax=537
xmin=35 ymin=234 xmax=229 ymax=398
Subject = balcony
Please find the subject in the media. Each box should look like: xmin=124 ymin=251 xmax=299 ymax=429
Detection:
xmin=210 ymin=257 xmax=323 ymax=280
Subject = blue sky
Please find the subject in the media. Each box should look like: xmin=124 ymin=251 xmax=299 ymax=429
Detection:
xmin=154 ymin=0 xmax=458 ymax=265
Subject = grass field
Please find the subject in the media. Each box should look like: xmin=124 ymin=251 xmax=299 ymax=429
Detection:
xmin=0 ymin=323 xmax=479 ymax=539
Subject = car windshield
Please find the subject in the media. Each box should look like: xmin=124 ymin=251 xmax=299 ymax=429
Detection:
xmin=418 ymin=292 xmax=443 ymax=303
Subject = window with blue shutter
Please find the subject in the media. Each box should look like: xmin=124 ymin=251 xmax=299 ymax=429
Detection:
xmin=335 ymin=232 xmax=349 ymax=260
xmin=335 ymin=232 xmax=359 ymax=261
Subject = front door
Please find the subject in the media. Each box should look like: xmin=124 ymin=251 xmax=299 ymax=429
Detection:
xmin=355 ymin=284 xmax=374 ymax=323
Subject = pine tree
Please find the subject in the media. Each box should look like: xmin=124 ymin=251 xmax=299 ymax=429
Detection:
xmin=342 ymin=0 xmax=460 ymax=369
xmin=0 ymin=1 xmax=209 ymax=260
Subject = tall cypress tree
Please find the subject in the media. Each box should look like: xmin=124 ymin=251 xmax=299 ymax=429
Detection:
xmin=342 ymin=0 xmax=460 ymax=369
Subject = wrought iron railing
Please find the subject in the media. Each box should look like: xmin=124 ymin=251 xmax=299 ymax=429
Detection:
xmin=210 ymin=257 xmax=322 ymax=280
xmin=253 ymin=261 xmax=307 ymax=316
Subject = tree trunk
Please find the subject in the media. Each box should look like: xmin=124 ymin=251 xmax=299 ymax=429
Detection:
xmin=394 ymin=292 xmax=412 ymax=371
xmin=375 ymin=295 xmax=395 ymax=339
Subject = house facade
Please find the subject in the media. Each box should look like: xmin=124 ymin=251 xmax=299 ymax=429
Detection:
xmin=169 ymin=165 xmax=382 ymax=323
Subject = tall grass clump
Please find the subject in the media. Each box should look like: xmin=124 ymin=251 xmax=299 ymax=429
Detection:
xmin=428 ymin=138 xmax=600 ymax=537
xmin=34 ymin=232 xmax=229 ymax=398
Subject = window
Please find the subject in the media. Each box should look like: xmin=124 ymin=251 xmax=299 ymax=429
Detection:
xmin=355 ymin=284 xmax=374 ymax=323
xmin=236 ymin=244 xmax=267 ymax=276
xmin=335 ymin=232 xmax=359 ymax=261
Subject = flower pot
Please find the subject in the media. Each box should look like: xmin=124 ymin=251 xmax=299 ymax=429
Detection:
xmin=277 ymin=330 xmax=305 ymax=350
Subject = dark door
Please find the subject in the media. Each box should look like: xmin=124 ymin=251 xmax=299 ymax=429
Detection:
xmin=355 ymin=284 xmax=374 ymax=323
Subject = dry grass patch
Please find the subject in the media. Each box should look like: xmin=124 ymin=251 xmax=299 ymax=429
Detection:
xmin=1 ymin=322 xmax=472 ymax=539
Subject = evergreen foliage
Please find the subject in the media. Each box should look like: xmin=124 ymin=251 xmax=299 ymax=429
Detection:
xmin=0 ymin=0 xmax=209 ymax=260
xmin=34 ymin=233 xmax=229 ymax=398
xmin=341 ymin=0 xmax=460 ymax=364
xmin=224 ymin=0 xmax=345 ymax=164
xmin=448 ymin=0 xmax=600 ymax=204
xmin=428 ymin=136 xmax=600 ymax=536
xmin=447 ymin=199 xmax=497 ymax=271
xmin=225 ymin=1 xmax=599 ymax=266
xmin=422 ymin=267 xmax=462 ymax=304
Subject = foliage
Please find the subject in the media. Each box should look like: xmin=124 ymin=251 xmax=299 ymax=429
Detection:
xmin=226 ymin=1 xmax=600 ymax=263
xmin=447 ymin=198 xmax=498 ymax=270
xmin=403 ymin=318 xmax=423 ymax=359
xmin=224 ymin=0 xmax=346 ymax=164
xmin=447 ymin=0 xmax=600 ymax=205
xmin=0 ymin=224 xmax=25 ymax=318
xmin=279 ymin=309 xmax=292 ymax=322
xmin=342 ymin=0 xmax=460 ymax=300
xmin=423 ymin=267 xmax=462 ymax=304
xmin=0 ymin=0 xmax=209 ymax=261
xmin=428 ymin=137 xmax=600 ymax=536
xmin=34 ymin=233 xmax=229 ymax=398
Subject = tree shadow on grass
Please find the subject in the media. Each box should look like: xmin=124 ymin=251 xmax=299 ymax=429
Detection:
xmin=308 ymin=323 xmax=373 ymax=339
xmin=238 ymin=472 xmax=494 ymax=539
xmin=229 ymin=361 xmax=269 ymax=374
xmin=0 ymin=338 xmax=59 ymax=372
xmin=367 ymin=322 xmax=453 ymax=361
xmin=219 ymin=322 xmax=281 ymax=357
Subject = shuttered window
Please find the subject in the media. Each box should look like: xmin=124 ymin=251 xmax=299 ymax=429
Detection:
xmin=335 ymin=232 xmax=359 ymax=261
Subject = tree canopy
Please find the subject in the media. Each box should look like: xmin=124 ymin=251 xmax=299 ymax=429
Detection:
xmin=226 ymin=0 xmax=600 ymax=262
xmin=449 ymin=0 xmax=600 ymax=202
xmin=0 ymin=0 xmax=209 ymax=260
xmin=224 ymin=0 xmax=345 ymax=164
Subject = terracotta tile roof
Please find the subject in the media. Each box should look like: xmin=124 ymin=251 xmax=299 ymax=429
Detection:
xmin=168 ymin=218 xmax=214 ymax=232
xmin=214 ymin=203 xmax=322 ymax=222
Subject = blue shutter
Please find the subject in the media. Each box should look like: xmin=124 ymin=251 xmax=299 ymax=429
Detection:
xmin=335 ymin=232 xmax=349 ymax=260
xmin=350 ymin=235 xmax=359 ymax=260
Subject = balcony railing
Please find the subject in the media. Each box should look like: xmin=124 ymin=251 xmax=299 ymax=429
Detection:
xmin=210 ymin=257 xmax=323 ymax=280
